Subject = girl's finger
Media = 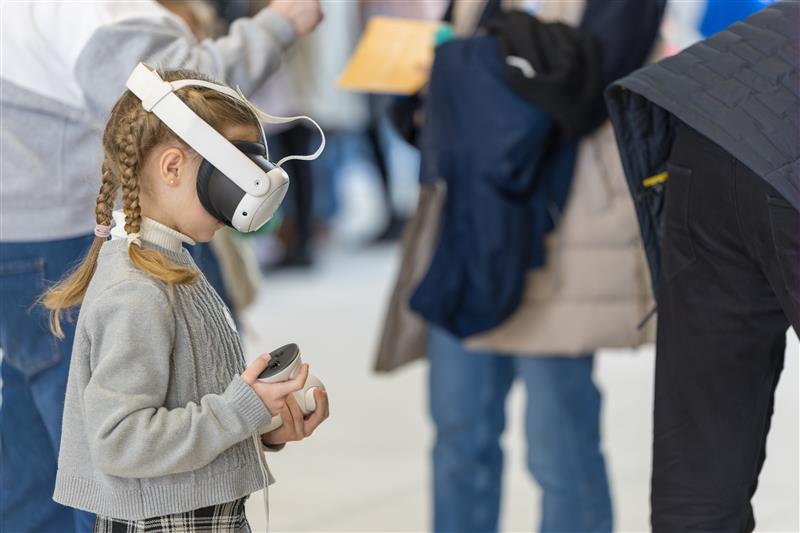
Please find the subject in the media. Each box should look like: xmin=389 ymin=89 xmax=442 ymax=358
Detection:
xmin=286 ymin=395 xmax=305 ymax=437
xmin=303 ymin=390 xmax=329 ymax=435
xmin=241 ymin=353 xmax=272 ymax=384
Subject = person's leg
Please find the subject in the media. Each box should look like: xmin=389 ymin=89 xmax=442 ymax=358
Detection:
xmin=516 ymin=355 xmax=612 ymax=533
xmin=0 ymin=236 xmax=95 ymax=532
xmin=365 ymin=96 xmax=404 ymax=242
xmin=428 ymin=326 xmax=514 ymax=533
xmin=651 ymin=124 xmax=791 ymax=532
xmin=733 ymin=143 xmax=800 ymax=530
xmin=1 ymin=361 xmax=74 ymax=532
xmin=283 ymin=125 xmax=314 ymax=266
xmin=310 ymin=130 xmax=341 ymax=223
xmin=41 ymin=237 xmax=97 ymax=532
xmin=27 ymin=343 xmax=97 ymax=533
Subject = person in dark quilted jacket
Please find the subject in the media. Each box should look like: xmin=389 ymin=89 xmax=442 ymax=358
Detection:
xmin=606 ymin=2 xmax=798 ymax=531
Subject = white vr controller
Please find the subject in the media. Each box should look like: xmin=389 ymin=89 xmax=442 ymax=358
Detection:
xmin=257 ymin=343 xmax=325 ymax=434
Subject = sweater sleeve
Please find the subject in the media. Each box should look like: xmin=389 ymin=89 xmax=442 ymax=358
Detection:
xmin=73 ymin=7 xmax=295 ymax=122
xmin=82 ymin=280 xmax=271 ymax=479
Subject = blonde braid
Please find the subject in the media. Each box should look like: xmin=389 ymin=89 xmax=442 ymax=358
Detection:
xmin=118 ymin=109 xmax=145 ymax=244
xmin=42 ymin=159 xmax=119 ymax=337
xmin=95 ymin=160 xmax=117 ymax=227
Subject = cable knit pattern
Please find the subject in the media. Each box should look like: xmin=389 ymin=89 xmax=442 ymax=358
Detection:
xmin=53 ymin=229 xmax=272 ymax=520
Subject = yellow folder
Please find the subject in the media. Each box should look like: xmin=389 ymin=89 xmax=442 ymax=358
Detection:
xmin=337 ymin=17 xmax=442 ymax=95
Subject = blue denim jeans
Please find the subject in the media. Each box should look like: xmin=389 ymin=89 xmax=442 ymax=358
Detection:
xmin=428 ymin=327 xmax=612 ymax=533
xmin=0 ymin=235 xmax=96 ymax=532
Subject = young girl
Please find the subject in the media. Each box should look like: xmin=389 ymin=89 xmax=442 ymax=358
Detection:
xmin=43 ymin=68 xmax=329 ymax=532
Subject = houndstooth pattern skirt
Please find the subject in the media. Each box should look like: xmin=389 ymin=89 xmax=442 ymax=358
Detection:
xmin=93 ymin=498 xmax=250 ymax=533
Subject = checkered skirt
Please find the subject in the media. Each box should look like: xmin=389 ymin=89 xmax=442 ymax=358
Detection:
xmin=93 ymin=498 xmax=250 ymax=533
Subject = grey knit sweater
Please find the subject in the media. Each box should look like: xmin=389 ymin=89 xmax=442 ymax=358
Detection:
xmin=53 ymin=217 xmax=273 ymax=520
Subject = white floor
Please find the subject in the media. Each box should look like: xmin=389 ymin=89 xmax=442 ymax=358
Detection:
xmin=243 ymin=244 xmax=799 ymax=533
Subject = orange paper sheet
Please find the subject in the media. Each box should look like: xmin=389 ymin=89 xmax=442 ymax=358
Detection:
xmin=337 ymin=17 xmax=441 ymax=95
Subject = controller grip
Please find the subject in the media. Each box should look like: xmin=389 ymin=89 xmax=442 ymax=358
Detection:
xmin=298 ymin=375 xmax=324 ymax=415
xmin=258 ymin=374 xmax=325 ymax=434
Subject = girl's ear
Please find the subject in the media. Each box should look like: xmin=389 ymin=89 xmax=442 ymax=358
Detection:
xmin=159 ymin=147 xmax=186 ymax=187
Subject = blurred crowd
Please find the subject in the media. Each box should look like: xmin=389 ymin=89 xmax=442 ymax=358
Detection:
xmin=1 ymin=1 xmax=795 ymax=532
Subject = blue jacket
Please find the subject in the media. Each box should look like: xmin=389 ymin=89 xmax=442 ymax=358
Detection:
xmin=409 ymin=35 xmax=576 ymax=338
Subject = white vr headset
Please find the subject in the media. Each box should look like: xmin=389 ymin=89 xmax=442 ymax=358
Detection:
xmin=125 ymin=63 xmax=325 ymax=233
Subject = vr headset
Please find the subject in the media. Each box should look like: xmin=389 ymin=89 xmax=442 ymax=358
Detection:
xmin=125 ymin=63 xmax=325 ymax=232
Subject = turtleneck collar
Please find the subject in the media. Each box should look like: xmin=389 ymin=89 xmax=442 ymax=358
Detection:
xmin=109 ymin=210 xmax=195 ymax=253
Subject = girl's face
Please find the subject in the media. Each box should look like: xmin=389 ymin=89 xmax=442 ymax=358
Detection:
xmin=140 ymin=124 xmax=259 ymax=242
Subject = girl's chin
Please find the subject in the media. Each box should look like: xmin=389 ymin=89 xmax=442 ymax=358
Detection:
xmin=190 ymin=226 xmax=223 ymax=243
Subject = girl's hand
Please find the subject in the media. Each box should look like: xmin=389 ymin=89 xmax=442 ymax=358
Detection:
xmin=262 ymin=388 xmax=330 ymax=445
xmin=241 ymin=354 xmax=309 ymax=416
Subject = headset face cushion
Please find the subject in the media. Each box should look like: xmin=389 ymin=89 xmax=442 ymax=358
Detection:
xmin=196 ymin=141 xmax=272 ymax=227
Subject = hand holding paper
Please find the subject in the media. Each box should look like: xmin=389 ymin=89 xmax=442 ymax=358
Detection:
xmin=337 ymin=17 xmax=443 ymax=95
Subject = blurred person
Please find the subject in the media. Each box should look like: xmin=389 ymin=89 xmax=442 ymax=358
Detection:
xmin=240 ymin=0 xmax=316 ymax=268
xmin=360 ymin=1 xmax=447 ymax=244
xmin=43 ymin=66 xmax=329 ymax=530
xmin=376 ymin=1 xmax=664 ymax=531
xmin=263 ymin=125 xmax=317 ymax=267
xmin=247 ymin=0 xmax=379 ymax=265
xmin=366 ymin=96 xmax=403 ymax=243
xmin=252 ymin=1 xmax=447 ymax=262
xmin=0 ymin=1 xmax=320 ymax=530
xmin=605 ymin=2 xmax=797 ymax=530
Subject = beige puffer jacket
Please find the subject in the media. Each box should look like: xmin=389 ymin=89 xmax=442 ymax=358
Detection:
xmin=463 ymin=0 xmax=656 ymax=355
xmin=374 ymin=0 xmax=654 ymax=372
xmin=466 ymin=123 xmax=655 ymax=355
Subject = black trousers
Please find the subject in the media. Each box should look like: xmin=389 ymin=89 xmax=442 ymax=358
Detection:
xmin=652 ymin=124 xmax=799 ymax=532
